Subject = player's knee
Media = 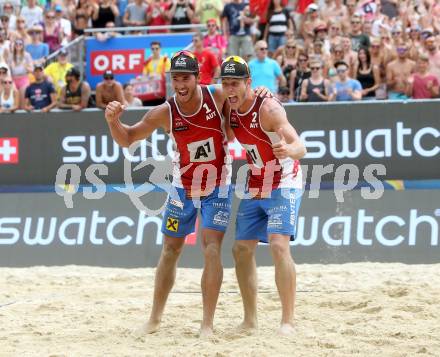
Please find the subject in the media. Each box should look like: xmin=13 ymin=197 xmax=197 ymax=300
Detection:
xmin=162 ymin=239 xmax=184 ymax=259
xmin=269 ymin=237 xmax=291 ymax=260
xmin=232 ymin=242 xmax=254 ymax=261
xmin=202 ymin=240 xmax=221 ymax=259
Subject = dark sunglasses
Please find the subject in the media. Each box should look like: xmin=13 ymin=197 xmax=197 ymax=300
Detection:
xmin=310 ymin=66 xmax=320 ymax=70
xmin=286 ymin=46 xmax=296 ymax=49
xmin=104 ymin=76 xmax=114 ymax=80
xmin=259 ymin=47 xmax=268 ymax=51
xmin=207 ymin=24 xmax=216 ymax=28
xmin=2 ymin=80 xmax=12 ymax=84
xmin=151 ymin=47 xmax=160 ymax=50
xmin=1 ymin=18 xmax=9 ymax=21
xmin=298 ymin=58 xmax=308 ymax=62
xmin=0 ymin=70 xmax=7 ymax=74
xmin=46 ymin=16 xmax=55 ymax=19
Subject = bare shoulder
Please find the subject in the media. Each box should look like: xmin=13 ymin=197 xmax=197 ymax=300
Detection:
xmin=82 ymin=81 xmax=91 ymax=90
xmin=260 ymin=97 xmax=286 ymax=119
xmin=260 ymin=98 xmax=286 ymax=131
xmin=387 ymin=60 xmax=397 ymax=69
xmin=144 ymin=102 xmax=170 ymax=131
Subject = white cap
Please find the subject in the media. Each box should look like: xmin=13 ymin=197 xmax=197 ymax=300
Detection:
xmin=307 ymin=3 xmax=318 ymax=12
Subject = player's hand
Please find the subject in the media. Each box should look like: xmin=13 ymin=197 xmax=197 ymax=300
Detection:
xmin=105 ymin=101 xmax=125 ymax=123
xmin=254 ymin=86 xmax=273 ymax=98
xmin=272 ymin=127 xmax=290 ymax=160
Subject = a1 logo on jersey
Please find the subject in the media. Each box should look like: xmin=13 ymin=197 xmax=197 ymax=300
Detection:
xmin=241 ymin=143 xmax=264 ymax=168
xmin=187 ymin=137 xmax=216 ymax=162
xmin=203 ymin=103 xmax=216 ymax=120
xmin=250 ymin=112 xmax=259 ymax=129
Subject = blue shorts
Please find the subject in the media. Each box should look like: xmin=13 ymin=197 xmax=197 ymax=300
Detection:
xmin=236 ymin=188 xmax=303 ymax=243
xmin=161 ymin=186 xmax=232 ymax=238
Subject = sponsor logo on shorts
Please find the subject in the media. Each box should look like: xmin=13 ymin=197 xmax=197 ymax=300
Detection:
xmin=289 ymin=192 xmax=296 ymax=226
xmin=166 ymin=217 xmax=179 ymax=232
xmin=267 ymin=205 xmax=288 ymax=214
xmin=169 ymin=199 xmax=184 ymax=209
xmin=213 ymin=202 xmax=230 ymax=209
xmin=268 ymin=213 xmax=283 ymax=229
xmin=213 ymin=210 xmax=229 ymax=227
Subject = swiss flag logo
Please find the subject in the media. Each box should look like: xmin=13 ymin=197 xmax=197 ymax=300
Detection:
xmin=228 ymin=139 xmax=246 ymax=160
xmin=0 ymin=138 xmax=19 ymax=164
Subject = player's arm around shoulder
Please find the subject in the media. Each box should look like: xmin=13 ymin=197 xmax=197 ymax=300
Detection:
xmin=260 ymin=98 xmax=307 ymax=160
xmin=104 ymin=101 xmax=170 ymax=148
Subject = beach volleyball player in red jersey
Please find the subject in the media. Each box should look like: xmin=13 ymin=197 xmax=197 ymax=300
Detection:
xmin=221 ymin=55 xmax=307 ymax=336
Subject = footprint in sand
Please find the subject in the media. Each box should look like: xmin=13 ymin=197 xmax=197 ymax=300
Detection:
xmin=362 ymin=306 xmax=383 ymax=314
xmin=386 ymin=287 xmax=409 ymax=298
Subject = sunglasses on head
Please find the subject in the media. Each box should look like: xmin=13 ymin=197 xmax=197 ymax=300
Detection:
xmin=222 ymin=55 xmax=250 ymax=75
xmin=172 ymin=50 xmax=196 ymax=60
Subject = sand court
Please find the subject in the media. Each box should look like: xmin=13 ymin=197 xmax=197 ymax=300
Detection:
xmin=1 ymin=263 xmax=439 ymax=356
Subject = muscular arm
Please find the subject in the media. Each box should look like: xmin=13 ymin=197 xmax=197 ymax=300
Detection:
xmin=386 ymin=62 xmax=396 ymax=88
xmin=260 ymin=98 xmax=306 ymax=160
xmin=80 ymin=82 xmax=92 ymax=109
xmin=105 ymin=102 xmax=169 ymax=147
xmin=57 ymin=86 xmax=72 ymax=109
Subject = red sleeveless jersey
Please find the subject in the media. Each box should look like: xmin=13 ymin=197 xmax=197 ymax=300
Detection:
xmin=229 ymin=96 xmax=301 ymax=191
xmin=167 ymin=85 xmax=231 ymax=191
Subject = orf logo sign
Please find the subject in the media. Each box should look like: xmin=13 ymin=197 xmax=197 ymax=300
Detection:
xmin=90 ymin=50 xmax=144 ymax=75
xmin=0 ymin=138 xmax=19 ymax=164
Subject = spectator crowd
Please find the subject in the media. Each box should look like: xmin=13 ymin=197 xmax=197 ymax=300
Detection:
xmin=1 ymin=0 xmax=440 ymax=112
